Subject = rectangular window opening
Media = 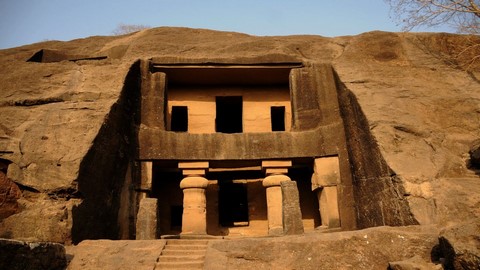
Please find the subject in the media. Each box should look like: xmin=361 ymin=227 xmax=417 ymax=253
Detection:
xmin=171 ymin=106 xmax=188 ymax=132
xmin=216 ymin=96 xmax=243 ymax=133
xmin=271 ymin=106 xmax=286 ymax=131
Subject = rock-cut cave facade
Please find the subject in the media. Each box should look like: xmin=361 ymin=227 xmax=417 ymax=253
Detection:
xmin=132 ymin=56 xmax=415 ymax=239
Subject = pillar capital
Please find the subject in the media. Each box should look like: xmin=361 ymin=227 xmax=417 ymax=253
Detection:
xmin=263 ymin=174 xmax=291 ymax=188
xmin=262 ymin=159 xmax=291 ymax=177
xmin=179 ymin=161 xmax=209 ymax=177
xmin=180 ymin=176 xmax=209 ymax=189
xmin=178 ymin=161 xmax=209 ymax=168
xmin=261 ymin=160 xmax=292 ymax=168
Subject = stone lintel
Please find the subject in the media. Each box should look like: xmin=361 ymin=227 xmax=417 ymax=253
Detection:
xmin=178 ymin=161 xmax=209 ymax=169
xmin=262 ymin=160 xmax=292 ymax=168
xmin=265 ymin=168 xmax=289 ymax=175
xmin=182 ymin=169 xmax=206 ymax=176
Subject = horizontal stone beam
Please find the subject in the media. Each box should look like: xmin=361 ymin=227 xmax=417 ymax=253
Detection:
xmin=138 ymin=123 xmax=343 ymax=161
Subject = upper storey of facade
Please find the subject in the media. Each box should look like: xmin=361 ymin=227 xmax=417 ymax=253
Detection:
xmin=138 ymin=56 xmax=345 ymax=161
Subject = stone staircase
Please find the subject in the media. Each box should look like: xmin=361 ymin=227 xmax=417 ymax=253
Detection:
xmin=155 ymin=239 xmax=209 ymax=269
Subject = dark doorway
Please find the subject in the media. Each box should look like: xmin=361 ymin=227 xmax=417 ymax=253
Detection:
xmin=151 ymin=168 xmax=183 ymax=236
xmin=216 ymin=96 xmax=243 ymax=133
xmin=218 ymin=181 xmax=249 ymax=226
xmin=170 ymin=205 xmax=183 ymax=230
xmin=271 ymin=106 xmax=286 ymax=131
xmin=171 ymin=106 xmax=188 ymax=132
xmin=289 ymin=166 xmax=322 ymax=228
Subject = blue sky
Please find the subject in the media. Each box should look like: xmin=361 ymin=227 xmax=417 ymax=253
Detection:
xmin=0 ymin=0 xmax=455 ymax=49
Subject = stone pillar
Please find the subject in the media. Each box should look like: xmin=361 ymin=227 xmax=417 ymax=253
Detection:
xmin=281 ymin=180 xmax=304 ymax=235
xmin=311 ymin=157 xmax=341 ymax=228
xmin=262 ymin=160 xmax=292 ymax=236
xmin=135 ymin=161 xmax=157 ymax=239
xmin=179 ymin=162 xmax=209 ymax=235
xmin=139 ymin=161 xmax=153 ymax=199
xmin=317 ymin=186 xmax=340 ymax=228
xmin=135 ymin=198 xmax=158 ymax=239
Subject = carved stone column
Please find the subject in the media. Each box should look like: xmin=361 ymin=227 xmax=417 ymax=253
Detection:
xmin=262 ymin=160 xmax=292 ymax=236
xmin=136 ymin=161 xmax=157 ymax=239
xmin=139 ymin=161 xmax=153 ymax=199
xmin=179 ymin=162 xmax=209 ymax=235
xmin=135 ymin=198 xmax=158 ymax=239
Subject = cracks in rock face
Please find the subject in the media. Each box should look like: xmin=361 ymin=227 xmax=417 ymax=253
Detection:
xmin=15 ymin=182 xmax=40 ymax=193
xmin=47 ymin=187 xmax=81 ymax=201
xmin=11 ymin=97 xmax=64 ymax=107
xmin=294 ymin=47 xmax=310 ymax=60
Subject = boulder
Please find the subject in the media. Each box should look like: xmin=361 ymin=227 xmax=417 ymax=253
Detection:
xmin=388 ymin=255 xmax=441 ymax=270
xmin=438 ymin=222 xmax=480 ymax=270
xmin=67 ymin=240 xmax=166 ymax=270
xmin=0 ymin=169 xmax=21 ymax=220
xmin=206 ymin=225 xmax=439 ymax=269
xmin=0 ymin=238 xmax=66 ymax=270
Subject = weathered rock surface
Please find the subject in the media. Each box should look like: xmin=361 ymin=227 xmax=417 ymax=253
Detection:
xmin=0 ymin=28 xmax=478 ymax=263
xmin=66 ymin=240 xmax=166 ymax=270
xmin=0 ymin=167 xmax=21 ymax=219
xmin=0 ymin=193 xmax=78 ymax=243
xmin=388 ymin=255 xmax=441 ymax=270
xmin=205 ymin=226 xmax=440 ymax=270
xmin=438 ymin=222 xmax=480 ymax=270
xmin=469 ymin=139 xmax=480 ymax=169
xmin=63 ymin=224 xmax=478 ymax=270
xmin=0 ymin=238 xmax=66 ymax=270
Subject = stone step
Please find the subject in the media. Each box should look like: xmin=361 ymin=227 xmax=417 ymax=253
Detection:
xmin=161 ymin=249 xmax=206 ymax=256
xmin=154 ymin=239 xmax=209 ymax=269
xmin=163 ymin=244 xmax=207 ymax=251
xmin=166 ymin=239 xmax=209 ymax=245
xmin=158 ymin=255 xmax=205 ymax=262
xmin=155 ymin=261 xmax=204 ymax=269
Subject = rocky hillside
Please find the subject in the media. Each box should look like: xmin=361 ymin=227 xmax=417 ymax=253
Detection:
xmin=0 ymin=27 xmax=479 ymax=268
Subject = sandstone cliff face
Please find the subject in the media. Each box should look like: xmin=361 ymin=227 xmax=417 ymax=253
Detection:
xmin=0 ymin=28 xmax=478 ymax=245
